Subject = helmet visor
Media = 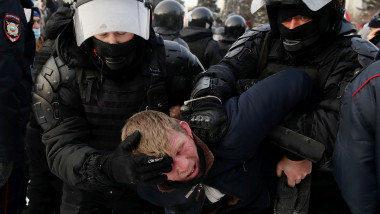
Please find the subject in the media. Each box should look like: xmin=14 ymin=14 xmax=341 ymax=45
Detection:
xmin=74 ymin=0 xmax=150 ymax=46
xmin=250 ymin=0 xmax=265 ymax=14
xmin=251 ymin=0 xmax=332 ymax=14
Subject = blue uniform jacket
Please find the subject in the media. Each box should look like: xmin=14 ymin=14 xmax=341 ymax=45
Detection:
xmin=334 ymin=60 xmax=380 ymax=214
xmin=0 ymin=0 xmax=33 ymax=164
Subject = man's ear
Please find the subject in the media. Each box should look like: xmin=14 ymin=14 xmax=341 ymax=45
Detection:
xmin=180 ymin=121 xmax=193 ymax=139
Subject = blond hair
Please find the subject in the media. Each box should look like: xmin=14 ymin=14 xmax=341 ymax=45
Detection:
xmin=121 ymin=110 xmax=188 ymax=157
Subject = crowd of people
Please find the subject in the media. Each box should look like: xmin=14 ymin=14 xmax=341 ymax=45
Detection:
xmin=1 ymin=0 xmax=380 ymax=214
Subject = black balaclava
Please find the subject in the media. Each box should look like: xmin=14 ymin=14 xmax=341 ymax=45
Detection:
xmin=277 ymin=5 xmax=321 ymax=52
xmin=91 ymin=35 xmax=146 ymax=76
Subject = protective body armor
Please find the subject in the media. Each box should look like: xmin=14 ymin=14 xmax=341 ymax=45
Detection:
xmin=33 ymin=37 xmax=201 ymax=151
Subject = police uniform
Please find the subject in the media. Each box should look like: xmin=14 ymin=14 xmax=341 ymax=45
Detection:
xmin=218 ymin=15 xmax=246 ymax=57
xmin=334 ymin=60 xmax=380 ymax=214
xmin=31 ymin=0 xmax=203 ymax=213
xmin=0 ymin=0 xmax=33 ymax=213
xmin=180 ymin=7 xmax=222 ymax=70
xmin=153 ymin=0 xmax=189 ymax=49
xmin=189 ymin=0 xmax=379 ymax=212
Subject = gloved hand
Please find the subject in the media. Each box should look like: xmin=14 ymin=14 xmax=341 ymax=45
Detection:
xmin=100 ymin=131 xmax=173 ymax=185
xmin=0 ymin=161 xmax=13 ymax=187
xmin=182 ymin=96 xmax=228 ymax=148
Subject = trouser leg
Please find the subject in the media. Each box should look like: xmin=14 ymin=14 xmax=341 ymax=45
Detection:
xmin=25 ymin=121 xmax=62 ymax=214
xmin=0 ymin=166 xmax=25 ymax=214
xmin=223 ymin=68 xmax=312 ymax=153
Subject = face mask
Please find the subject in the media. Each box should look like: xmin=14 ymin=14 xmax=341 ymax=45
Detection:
xmin=33 ymin=28 xmax=40 ymax=41
xmin=92 ymin=37 xmax=139 ymax=71
xmin=276 ymin=5 xmax=321 ymax=52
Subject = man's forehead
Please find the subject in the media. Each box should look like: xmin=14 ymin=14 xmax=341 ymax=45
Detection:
xmin=168 ymin=132 xmax=185 ymax=149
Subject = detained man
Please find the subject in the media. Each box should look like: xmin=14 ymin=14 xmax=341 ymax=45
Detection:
xmin=121 ymin=69 xmax=313 ymax=213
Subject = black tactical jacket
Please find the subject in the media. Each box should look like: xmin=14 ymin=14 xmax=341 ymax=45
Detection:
xmin=370 ymin=33 xmax=380 ymax=48
xmin=192 ymin=20 xmax=379 ymax=167
xmin=180 ymin=27 xmax=222 ymax=69
xmin=154 ymin=26 xmax=190 ymax=50
xmin=31 ymin=21 xmax=203 ymax=191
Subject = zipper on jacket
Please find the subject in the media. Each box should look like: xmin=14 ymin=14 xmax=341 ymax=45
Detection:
xmin=184 ymin=184 xmax=204 ymax=201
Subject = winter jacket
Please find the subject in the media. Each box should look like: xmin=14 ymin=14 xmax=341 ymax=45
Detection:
xmin=334 ymin=60 xmax=380 ymax=214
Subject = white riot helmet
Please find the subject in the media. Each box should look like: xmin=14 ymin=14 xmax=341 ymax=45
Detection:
xmin=251 ymin=0 xmax=332 ymax=14
xmin=73 ymin=0 xmax=151 ymax=47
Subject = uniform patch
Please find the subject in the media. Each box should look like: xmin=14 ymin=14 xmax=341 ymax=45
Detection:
xmin=3 ymin=13 xmax=21 ymax=42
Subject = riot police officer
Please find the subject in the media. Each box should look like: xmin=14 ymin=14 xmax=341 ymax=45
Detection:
xmin=186 ymin=0 xmax=379 ymax=213
xmin=0 ymin=0 xmax=34 ymax=213
xmin=218 ymin=14 xmax=246 ymax=57
xmin=31 ymin=0 xmax=203 ymax=213
xmin=154 ymin=0 xmax=189 ymax=49
xmin=180 ymin=6 xmax=222 ymax=69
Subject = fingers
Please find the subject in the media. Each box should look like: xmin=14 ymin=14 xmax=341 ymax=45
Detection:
xmin=169 ymin=105 xmax=182 ymax=119
xmin=134 ymin=155 xmax=173 ymax=173
xmin=276 ymin=166 xmax=283 ymax=177
xmin=286 ymin=175 xmax=303 ymax=188
xmin=140 ymin=174 xmax=169 ymax=185
xmin=122 ymin=131 xmax=141 ymax=151
xmin=295 ymin=178 xmax=302 ymax=185
xmin=138 ymin=168 xmax=171 ymax=185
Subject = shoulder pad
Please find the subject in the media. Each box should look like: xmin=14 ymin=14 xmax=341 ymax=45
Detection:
xmin=337 ymin=20 xmax=357 ymax=36
xmin=32 ymin=56 xmax=76 ymax=131
xmin=155 ymin=33 xmax=165 ymax=46
xmin=351 ymin=37 xmax=379 ymax=68
xmin=164 ymin=40 xmax=183 ymax=66
xmin=225 ymin=29 xmax=264 ymax=58
xmin=251 ymin=24 xmax=271 ymax=32
xmin=164 ymin=40 xmax=203 ymax=74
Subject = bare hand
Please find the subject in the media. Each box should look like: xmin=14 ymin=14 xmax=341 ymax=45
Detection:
xmin=276 ymin=156 xmax=312 ymax=188
xmin=169 ymin=105 xmax=182 ymax=119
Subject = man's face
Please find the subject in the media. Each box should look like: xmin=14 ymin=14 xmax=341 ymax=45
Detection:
xmin=33 ymin=16 xmax=40 ymax=29
xmin=93 ymin=32 xmax=134 ymax=44
xmin=281 ymin=15 xmax=312 ymax=29
xmin=164 ymin=121 xmax=200 ymax=182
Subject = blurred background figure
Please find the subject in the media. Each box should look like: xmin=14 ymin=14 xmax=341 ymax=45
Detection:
xmin=154 ymin=0 xmax=189 ymax=49
xmin=212 ymin=26 xmax=224 ymax=42
xmin=32 ymin=8 xmax=44 ymax=52
xmin=367 ymin=10 xmax=380 ymax=48
xmin=245 ymin=19 xmax=252 ymax=30
xmin=218 ymin=14 xmax=246 ymax=56
xmin=358 ymin=23 xmax=370 ymax=40
xmin=180 ymin=6 xmax=222 ymax=69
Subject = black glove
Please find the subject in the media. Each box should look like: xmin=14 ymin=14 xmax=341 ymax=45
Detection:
xmin=183 ymin=96 xmax=228 ymax=148
xmin=0 ymin=161 xmax=13 ymax=187
xmin=235 ymin=79 xmax=258 ymax=95
xmin=274 ymin=174 xmax=311 ymax=214
xmin=100 ymin=131 xmax=173 ymax=185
